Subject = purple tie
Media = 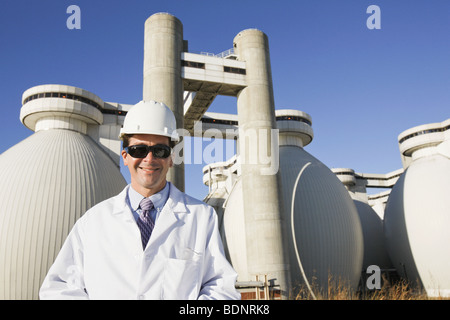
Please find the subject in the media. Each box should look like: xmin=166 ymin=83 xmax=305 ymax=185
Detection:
xmin=137 ymin=198 xmax=154 ymax=249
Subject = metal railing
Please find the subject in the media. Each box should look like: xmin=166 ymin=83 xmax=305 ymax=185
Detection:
xmin=199 ymin=48 xmax=235 ymax=58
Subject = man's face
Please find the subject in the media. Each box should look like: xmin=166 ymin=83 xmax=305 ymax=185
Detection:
xmin=121 ymin=134 xmax=173 ymax=197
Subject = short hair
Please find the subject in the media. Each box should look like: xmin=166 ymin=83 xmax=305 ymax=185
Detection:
xmin=121 ymin=134 xmax=133 ymax=149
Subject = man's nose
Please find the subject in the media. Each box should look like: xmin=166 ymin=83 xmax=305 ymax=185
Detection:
xmin=143 ymin=149 xmax=155 ymax=161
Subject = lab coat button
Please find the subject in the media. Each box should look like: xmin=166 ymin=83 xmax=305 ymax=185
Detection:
xmin=138 ymin=295 xmax=145 ymax=300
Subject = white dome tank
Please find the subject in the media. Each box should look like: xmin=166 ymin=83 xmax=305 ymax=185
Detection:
xmin=222 ymin=110 xmax=363 ymax=296
xmin=384 ymin=119 xmax=450 ymax=298
xmin=221 ymin=180 xmax=248 ymax=280
xmin=0 ymin=85 xmax=127 ymax=299
xmin=353 ymin=200 xmax=392 ymax=270
xmin=333 ymin=168 xmax=392 ymax=271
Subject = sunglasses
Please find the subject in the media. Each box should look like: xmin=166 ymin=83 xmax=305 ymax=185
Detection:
xmin=125 ymin=144 xmax=172 ymax=159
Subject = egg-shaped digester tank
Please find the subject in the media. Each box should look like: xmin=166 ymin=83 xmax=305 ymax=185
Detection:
xmin=278 ymin=146 xmax=363 ymax=294
xmin=221 ymin=110 xmax=363 ymax=297
xmin=353 ymin=200 xmax=392 ymax=270
xmin=332 ymin=168 xmax=393 ymax=271
xmin=0 ymin=85 xmax=127 ymax=299
xmin=384 ymin=119 xmax=450 ymax=297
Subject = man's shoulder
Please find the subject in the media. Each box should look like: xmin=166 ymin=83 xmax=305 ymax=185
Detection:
xmin=89 ymin=195 xmax=117 ymax=211
xmin=168 ymin=183 xmax=215 ymax=217
xmin=83 ymin=186 xmax=128 ymax=217
xmin=170 ymin=183 xmax=209 ymax=207
xmin=183 ymin=192 xmax=208 ymax=207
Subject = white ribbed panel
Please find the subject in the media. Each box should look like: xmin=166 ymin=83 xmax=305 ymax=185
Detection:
xmin=0 ymin=129 xmax=126 ymax=299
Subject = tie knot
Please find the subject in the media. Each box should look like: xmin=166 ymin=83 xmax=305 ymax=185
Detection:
xmin=139 ymin=198 xmax=154 ymax=212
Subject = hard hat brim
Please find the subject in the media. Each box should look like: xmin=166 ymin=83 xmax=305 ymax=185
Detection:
xmin=119 ymin=129 xmax=180 ymax=142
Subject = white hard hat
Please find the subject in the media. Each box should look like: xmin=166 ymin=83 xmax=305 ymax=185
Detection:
xmin=119 ymin=100 xmax=179 ymax=141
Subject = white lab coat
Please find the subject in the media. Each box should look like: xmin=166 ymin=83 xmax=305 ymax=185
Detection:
xmin=39 ymin=183 xmax=240 ymax=300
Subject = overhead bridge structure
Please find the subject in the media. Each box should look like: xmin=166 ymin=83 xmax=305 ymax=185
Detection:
xmin=182 ymin=50 xmax=246 ymax=134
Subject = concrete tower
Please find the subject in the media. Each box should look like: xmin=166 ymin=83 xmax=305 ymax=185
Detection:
xmin=143 ymin=13 xmax=185 ymax=191
xmin=233 ymin=29 xmax=291 ymax=298
xmin=144 ymin=17 xmax=292 ymax=297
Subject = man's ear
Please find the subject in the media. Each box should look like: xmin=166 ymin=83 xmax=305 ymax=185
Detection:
xmin=121 ymin=150 xmax=129 ymax=166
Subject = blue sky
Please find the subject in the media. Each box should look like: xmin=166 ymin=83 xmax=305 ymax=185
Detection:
xmin=1 ymin=0 xmax=449 ymax=200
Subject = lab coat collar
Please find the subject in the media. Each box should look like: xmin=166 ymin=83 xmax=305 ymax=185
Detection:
xmin=127 ymin=182 xmax=170 ymax=215
xmin=164 ymin=182 xmax=191 ymax=215
xmin=113 ymin=183 xmax=191 ymax=251
xmin=112 ymin=182 xmax=190 ymax=218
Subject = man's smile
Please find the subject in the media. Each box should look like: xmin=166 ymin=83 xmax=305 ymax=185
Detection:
xmin=139 ymin=166 xmax=159 ymax=173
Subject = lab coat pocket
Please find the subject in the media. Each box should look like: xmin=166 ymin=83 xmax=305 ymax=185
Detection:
xmin=162 ymin=257 xmax=201 ymax=300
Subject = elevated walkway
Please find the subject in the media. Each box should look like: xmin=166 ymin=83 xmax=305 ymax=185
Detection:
xmin=181 ymin=49 xmax=246 ymax=133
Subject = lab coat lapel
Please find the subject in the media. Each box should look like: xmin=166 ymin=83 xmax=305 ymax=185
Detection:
xmin=146 ymin=183 xmax=189 ymax=248
xmin=111 ymin=185 xmax=135 ymax=222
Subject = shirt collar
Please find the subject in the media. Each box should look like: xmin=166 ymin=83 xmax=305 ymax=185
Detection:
xmin=128 ymin=182 xmax=170 ymax=212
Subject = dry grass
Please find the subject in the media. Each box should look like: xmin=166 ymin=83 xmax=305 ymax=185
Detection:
xmin=292 ymin=274 xmax=445 ymax=300
xmin=359 ymin=279 xmax=427 ymax=300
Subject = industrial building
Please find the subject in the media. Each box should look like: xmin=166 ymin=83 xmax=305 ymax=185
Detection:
xmin=0 ymin=12 xmax=449 ymax=299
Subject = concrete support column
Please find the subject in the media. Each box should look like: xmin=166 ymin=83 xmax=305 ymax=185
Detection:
xmin=234 ymin=29 xmax=291 ymax=299
xmin=143 ymin=13 xmax=185 ymax=191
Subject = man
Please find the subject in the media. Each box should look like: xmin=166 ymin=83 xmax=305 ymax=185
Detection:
xmin=39 ymin=100 xmax=240 ymax=300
